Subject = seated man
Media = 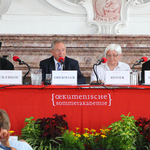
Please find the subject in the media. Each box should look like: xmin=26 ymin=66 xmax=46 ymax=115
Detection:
xmin=0 ymin=109 xmax=33 ymax=150
xmin=40 ymin=39 xmax=86 ymax=84
xmin=141 ymin=60 xmax=150 ymax=83
xmin=0 ymin=57 xmax=14 ymax=70
xmin=0 ymin=42 xmax=14 ymax=70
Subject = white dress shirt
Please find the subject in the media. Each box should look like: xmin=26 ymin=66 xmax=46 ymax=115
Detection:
xmin=9 ymin=140 xmax=33 ymax=150
xmin=90 ymin=61 xmax=131 ymax=83
xmin=53 ymin=58 xmax=63 ymax=70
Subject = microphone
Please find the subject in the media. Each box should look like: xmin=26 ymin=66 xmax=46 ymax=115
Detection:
xmin=132 ymin=56 xmax=148 ymax=69
xmin=58 ymin=57 xmax=65 ymax=64
xmin=13 ymin=56 xmax=23 ymax=63
xmin=136 ymin=56 xmax=148 ymax=63
xmin=97 ymin=57 xmax=107 ymax=65
xmin=58 ymin=57 xmax=65 ymax=70
xmin=13 ymin=56 xmax=30 ymax=85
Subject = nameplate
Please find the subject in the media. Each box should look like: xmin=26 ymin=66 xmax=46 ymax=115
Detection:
xmin=145 ymin=71 xmax=150 ymax=84
xmin=0 ymin=70 xmax=22 ymax=85
xmin=105 ymin=71 xmax=130 ymax=85
xmin=52 ymin=70 xmax=77 ymax=85
xmin=9 ymin=136 xmax=18 ymax=141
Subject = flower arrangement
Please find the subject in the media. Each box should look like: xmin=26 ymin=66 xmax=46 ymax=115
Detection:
xmin=21 ymin=114 xmax=68 ymax=150
xmin=61 ymin=129 xmax=85 ymax=150
xmin=20 ymin=113 xmax=150 ymax=150
xmin=106 ymin=113 xmax=140 ymax=150
xmin=60 ymin=127 xmax=109 ymax=150
xmin=135 ymin=117 xmax=150 ymax=149
xmin=81 ymin=128 xmax=109 ymax=149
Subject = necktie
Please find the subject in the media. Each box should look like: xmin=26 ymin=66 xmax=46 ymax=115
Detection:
xmin=57 ymin=63 xmax=61 ymax=71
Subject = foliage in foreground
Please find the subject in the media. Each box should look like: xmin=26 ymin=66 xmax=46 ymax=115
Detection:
xmin=21 ymin=113 xmax=150 ymax=150
xmin=21 ymin=114 xmax=68 ymax=150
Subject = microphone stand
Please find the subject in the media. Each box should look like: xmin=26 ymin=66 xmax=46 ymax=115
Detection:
xmin=131 ymin=61 xmax=141 ymax=70
xmin=90 ymin=60 xmax=103 ymax=85
xmin=131 ymin=61 xmax=142 ymax=84
xmin=18 ymin=61 xmax=30 ymax=85
xmin=62 ymin=62 xmax=65 ymax=70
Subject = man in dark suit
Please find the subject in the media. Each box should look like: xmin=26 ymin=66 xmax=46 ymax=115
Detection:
xmin=39 ymin=39 xmax=86 ymax=84
xmin=141 ymin=60 xmax=150 ymax=83
xmin=0 ymin=57 xmax=14 ymax=70
xmin=0 ymin=42 xmax=14 ymax=70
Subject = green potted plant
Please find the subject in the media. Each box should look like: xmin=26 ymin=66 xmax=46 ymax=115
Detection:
xmin=21 ymin=114 xmax=69 ymax=150
xmin=135 ymin=117 xmax=150 ymax=150
xmin=80 ymin=128 xmax=109 ymax=150
xmin=106 ymin=113 xmax=140 ymax=150
xmin=61 ymin=129 xmax=85 ymax=150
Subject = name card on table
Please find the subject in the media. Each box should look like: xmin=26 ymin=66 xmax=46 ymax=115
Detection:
xmin=52 ymin=70 xmax=77 ymax=85
xmin=0 ymin=70 xmax=22 ymax=85
xmin=145 ymin=71 xmax=150 ymax=85
xmin=105 ymin=71 xmax=130 ymax=85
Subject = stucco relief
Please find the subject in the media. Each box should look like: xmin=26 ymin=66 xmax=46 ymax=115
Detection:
xmin=93 ymin=0 xmax=121 ymax=23
xmin=34 ymin=0 xmax=86 ymax=15
xmin=67 ymin=0 xmax=150 ymax=4
xmin=132 ymin=0 xmax=144 ymax=5
xmin=79 ymin=0 xmax=133 ymax=34
xmin=0 ymin=0 xmax=12 ymax=17
xmin=33 ymin=0 xmax=150 ymax=34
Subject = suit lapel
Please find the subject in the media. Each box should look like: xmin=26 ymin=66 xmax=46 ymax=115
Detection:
xmin=49 ymin=56 xmax=55 ymax=71
xmin=64 ymin=56 xmax=69 ymax=70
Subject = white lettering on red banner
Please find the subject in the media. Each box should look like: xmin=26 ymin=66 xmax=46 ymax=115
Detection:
xmin=51 ymin=93 xmax=112 ymax=107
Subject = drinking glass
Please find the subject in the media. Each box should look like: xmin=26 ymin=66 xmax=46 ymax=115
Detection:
xmin=30 ymin=69 xmax=42 ymax=85
xmin=45 ymin=74 xmax=51 ymax=85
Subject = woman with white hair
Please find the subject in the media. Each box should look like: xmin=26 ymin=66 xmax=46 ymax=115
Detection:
xmin=90 ymin=44 xmax=131 ymax=84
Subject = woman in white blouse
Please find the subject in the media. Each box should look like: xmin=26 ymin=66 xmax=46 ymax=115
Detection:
xmin=90 ymin=44 xmax=131 ymax=84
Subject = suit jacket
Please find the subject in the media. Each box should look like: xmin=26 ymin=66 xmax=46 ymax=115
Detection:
xmin=0 ymin=57 xmax=14 ymax=70
xmin=141 ymin=60 xmax=150 ymax=83
xmin=39 ymin=56 xmax=86 ymax=84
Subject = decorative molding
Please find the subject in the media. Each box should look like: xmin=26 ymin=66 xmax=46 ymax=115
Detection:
xmin=34 ymin=0 xmax=86 ymax=15
xmin=0 ymin=0 xmax=11 ymax=18
xmin=79 ymin=0 xmax=134 ymax=34
xmin=67 ymin=0 xmax=81 ymax=4
xmin=129 ymin=1 xmax=150 ymax=14
xmin=69 ymin=0 xmax=150 ymax=34
xmin=1 ymin=0 xmax=150 ymax=35
xmin=132 ymin=0 xmax=144 ymax=5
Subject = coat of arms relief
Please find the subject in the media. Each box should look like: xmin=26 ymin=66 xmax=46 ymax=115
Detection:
xmin=77 ymin=0 xmax=149 ymax=34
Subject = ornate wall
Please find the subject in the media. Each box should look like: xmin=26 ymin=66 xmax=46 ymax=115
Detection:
xmin=0 ymin=0 xmax=150 ymax=83
xmin=1 ymin=34 xmax=150 ymax=82
xmin=0 ymin=0 xmax=150 ymax=35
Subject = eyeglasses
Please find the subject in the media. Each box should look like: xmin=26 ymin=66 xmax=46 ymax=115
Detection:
xmin=54 ymin=49 xmax=66 ymax=53
xmin=106 ymin=54 xmax=119 ymax=58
